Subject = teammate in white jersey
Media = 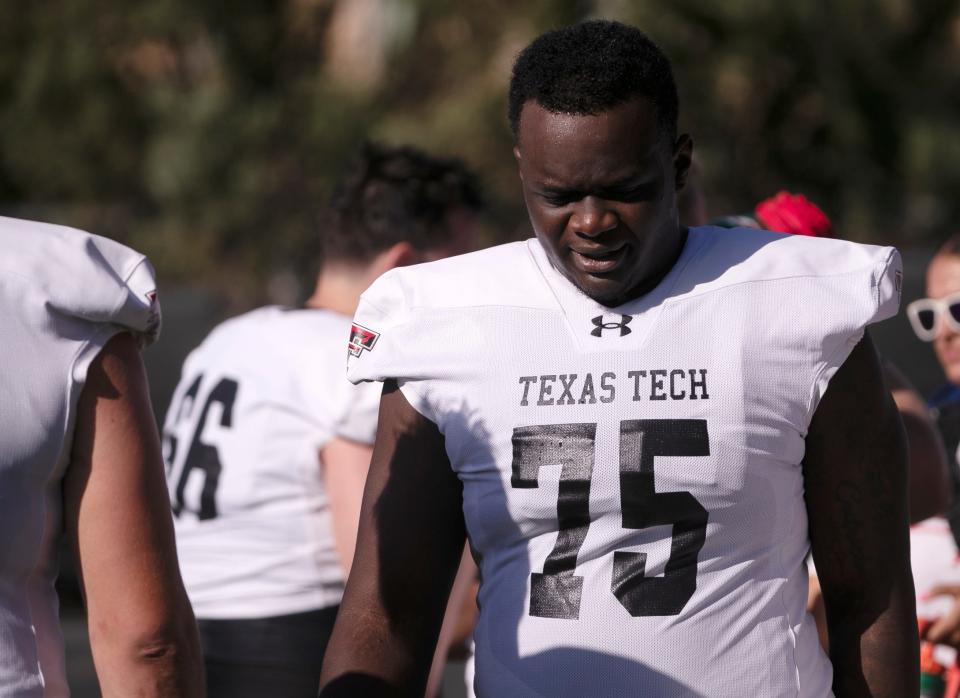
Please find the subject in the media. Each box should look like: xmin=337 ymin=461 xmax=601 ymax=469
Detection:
xmin=0 ymin=216 xmax=202 ymax=697
xmin=319 ymin=20 xmax=918 ymax=697
xmin=163 ymin=143 xmax=482 ymax=697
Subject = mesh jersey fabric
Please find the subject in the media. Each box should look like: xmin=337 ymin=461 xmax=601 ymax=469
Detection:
xmin=0 ymin=215 xmax=159 ymax=697
xmin=347 ymin=226 xmax=900 ymax=698
xmin=163 ymin=306 xmax=381 ymax=619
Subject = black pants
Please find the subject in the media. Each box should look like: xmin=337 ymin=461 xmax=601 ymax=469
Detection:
xmin=199 ymin=606 xmax=339 ymax=698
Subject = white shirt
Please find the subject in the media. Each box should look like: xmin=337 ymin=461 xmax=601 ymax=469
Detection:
xmin=347 ymin=227 xmax=901 ymax=697
xmin=164 ymin=306 xmax=381 ymax=619
xmin=0 ymin=215 xmax=159 ymax=697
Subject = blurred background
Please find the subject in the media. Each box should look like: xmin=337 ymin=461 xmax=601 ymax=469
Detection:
xmin=4 ymin=0 xmax=960 ymax=395
xmin=3 ymin=0 xmax=960 ymax=694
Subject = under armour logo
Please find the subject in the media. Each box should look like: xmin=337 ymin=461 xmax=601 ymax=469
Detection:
xmin=591 ymin=314 xmax=632 ymax=337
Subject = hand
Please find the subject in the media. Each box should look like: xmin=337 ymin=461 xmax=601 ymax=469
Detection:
xmin=922 ymin=585 xmax=960 ymax=646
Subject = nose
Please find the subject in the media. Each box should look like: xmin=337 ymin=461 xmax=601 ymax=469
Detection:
xmin=935 ymin=315 xmax=958 ymax=342
xmin=570 ymin=196 xmax=618 ymax=238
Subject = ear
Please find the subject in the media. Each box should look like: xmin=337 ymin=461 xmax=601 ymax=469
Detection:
xmin=672 ymin=134 xmax=693 ymax=191
xmin=374 ymin=241 xmax=418 ymax=274
xmin=513 ymin=145 xmax=524 ymax=181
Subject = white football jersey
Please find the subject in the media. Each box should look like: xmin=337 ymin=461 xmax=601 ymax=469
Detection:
xmin=348 ymin=227 xmax=901 ymax=697
xmin=163 ymin=306 xmax=381 ymax=619
xmin=0 ymin=216 xmax=159 ymax=697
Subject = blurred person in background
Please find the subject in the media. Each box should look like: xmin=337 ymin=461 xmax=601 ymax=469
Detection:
xmin=161 ymin=142 xmax=482 ymax=698
xmin=320 ymin=20 xmax=916 ymax=697
xmin=905 ymin=235 xmax=960 ymax=652
xmin=0 ymin=216 xmax=203 ymax=697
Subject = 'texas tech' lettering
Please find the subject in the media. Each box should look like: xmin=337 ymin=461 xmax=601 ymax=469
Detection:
xmin=518 ymin=369 xmax=709 ymax=407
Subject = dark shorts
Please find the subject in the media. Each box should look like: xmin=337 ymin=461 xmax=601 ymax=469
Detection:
xmin=199 ymin=605 xmax=339 ymax=698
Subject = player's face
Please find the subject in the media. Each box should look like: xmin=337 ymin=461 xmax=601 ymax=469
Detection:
xmin=927 ymin=253 xmax=960 ymax=385
xmin=514 ymin=97 xmax=692 ymax=307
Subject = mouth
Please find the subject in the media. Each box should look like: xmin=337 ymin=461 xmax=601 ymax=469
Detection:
xmin=569 ymin=243 xmax=628 ymax=275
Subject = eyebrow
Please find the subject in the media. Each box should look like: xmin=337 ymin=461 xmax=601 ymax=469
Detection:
xmin=537 ymin=176 xmax=653 ymax=196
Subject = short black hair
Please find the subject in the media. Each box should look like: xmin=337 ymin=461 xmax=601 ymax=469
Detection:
xmin=508 ymin=20 xmax=679 ymax=143
xmin=323 ymin=142 xmax=483 ymax=263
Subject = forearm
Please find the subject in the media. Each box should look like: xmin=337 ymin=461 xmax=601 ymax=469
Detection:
xmin=320 ymin=606 xmax=434 ymax=697
xmin=91 ymin=599 xmax=204 ymax=698
xmin=827 ymin=574 xmax=918 ymax=697
xmin=321 ymin=548 xmax=459 ymax=695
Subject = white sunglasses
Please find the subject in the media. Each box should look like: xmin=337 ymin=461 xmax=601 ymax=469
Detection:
xmin=907 ymin=291 xmax=960 ymax=341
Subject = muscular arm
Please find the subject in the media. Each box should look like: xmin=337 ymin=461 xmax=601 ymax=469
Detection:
xmin=319 ymin=380 xmax=467 ymax=697
xmin=804 ymin=332 xmax=918 ymax=696
xmin=65 ymin=333 xmax=204 ymax=698
xmin=883 ymin=362 xmax=950 ymax=522
xmin=322 ymin=437 xmax=374 ymax=577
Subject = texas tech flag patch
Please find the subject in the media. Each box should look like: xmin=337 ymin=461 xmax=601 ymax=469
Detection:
xmin=348 ymin=323 xmax=380 ymax=358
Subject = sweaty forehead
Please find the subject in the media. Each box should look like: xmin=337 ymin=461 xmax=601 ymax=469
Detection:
xmin=517 ymin=99 xmax=665 ymax=183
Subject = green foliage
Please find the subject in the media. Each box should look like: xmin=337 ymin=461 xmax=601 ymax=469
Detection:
xmin=2 ymin=0 xmax=959 ymax=301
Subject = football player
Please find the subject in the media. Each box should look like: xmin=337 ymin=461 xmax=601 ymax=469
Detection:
xmin=320 ymin=20 xmax=918 ymax=697
xmin=162 ymin=143 xmax=481 ymax=697
xmin=0 ymin=216 xmax=203 ymax=696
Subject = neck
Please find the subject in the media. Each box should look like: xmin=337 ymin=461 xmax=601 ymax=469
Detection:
xmin=304 ymin=261 xmax=374 ymax=316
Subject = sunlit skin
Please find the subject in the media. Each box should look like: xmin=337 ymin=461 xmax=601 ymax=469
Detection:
xmin=926 ymin=253 xmax=960 ymax=385
xmin=514 ymin=96 xmax=692 ymax=307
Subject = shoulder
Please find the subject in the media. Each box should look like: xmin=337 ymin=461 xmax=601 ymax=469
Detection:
xmin=684 ymin=226 xmax=899 ymax=287
xmin=0 ymin=215 xmax=160 ymax=344
xmin=213 ymin=306 xmax=352 ymax=353
xmin=203 ymin=305 xmax=346 ymax=339
xmin=190 ymin=306 xmax=354 ymax=379
xmin=361 ymin=240 xmax=555 ymax=314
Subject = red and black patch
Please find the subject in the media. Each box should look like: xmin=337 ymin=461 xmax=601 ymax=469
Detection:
xmin=348 ymin=323 xmax=380 ymax=358
xmin=144 ymin=289 xmax=161 ymax=338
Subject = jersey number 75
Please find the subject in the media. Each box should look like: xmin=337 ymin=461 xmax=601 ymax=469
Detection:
xmin=511 ymin=419 xmax=709 ymax=619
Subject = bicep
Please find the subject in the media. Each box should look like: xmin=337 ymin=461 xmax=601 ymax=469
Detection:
xmin=804 ymin=332 xmax=911 ymax=599
xmin=64 ymin=332 xmax=187 ymax=638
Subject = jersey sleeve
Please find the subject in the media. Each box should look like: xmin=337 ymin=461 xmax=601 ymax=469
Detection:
xmin=26 ymin=222 xmax=163 ymax=347
xmin=60 ymin=237 xmax=163 ymax=418
xmin=805 ymin=244 xmax=902 ymax=419
xmin=346 ymin=269 xmax=438 ymax=422
xmin=77 ymin=234 xmax=162 ymax=347
xmin=333 ymin=380 xmax=381 ymax=445
xmin=108 ymin=255 xmax=162 ymax=347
